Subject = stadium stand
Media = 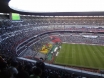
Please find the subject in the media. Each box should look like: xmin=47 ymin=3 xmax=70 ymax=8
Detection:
xmin=1 ymin=14 xmax=104 ymax=78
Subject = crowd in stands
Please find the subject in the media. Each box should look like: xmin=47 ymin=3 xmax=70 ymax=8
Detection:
xmin=0 ymin=55 xmax=43 ymax=78
xmin=20 ymin=16 xmax=104 ymax=26
xmin=18 ymin=35 xmax=51 ymax=59
xmin=30 ymin=35 xmax=51 ymax=52
xmin=0 ymin=55 xmax=85 ymax=78
xmin=0 ymin=15 xmax=104 ymax=78
xmin=61 ymin=34 xmax=104 ymax=45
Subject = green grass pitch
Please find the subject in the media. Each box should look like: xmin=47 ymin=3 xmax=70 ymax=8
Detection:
xmin=54 ymin=43 xmax=104 ymax=70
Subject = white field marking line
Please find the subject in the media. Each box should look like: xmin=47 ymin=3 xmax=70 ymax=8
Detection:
xmin=57 ymin=56 xmax=72 ymax=59
xmin=91 ymin=46 xmax=104 ymax=57
xmin=99 ymin=56 xmax=104 ymax=57
xmin=95 ymin=48 xmax=104 ymax=57
xmin=72 ymin=47 xmax=74 ymax=58
xmin=93 ymin=49 xmax=104 ymax=57
xmin=62 ymin=42 xmax=104 ymax=46
xmin=63 ymin=42 xmax=104 ymax=57
xmin=54 ymin=62 xmax=102 ymax=69
xmin=92 ymin=51 xmax=96 ymax=55
xmin=55 ymin=58 xmax=104 ymax=69
xmin=86 ymin=46 xmax=96 ymax=55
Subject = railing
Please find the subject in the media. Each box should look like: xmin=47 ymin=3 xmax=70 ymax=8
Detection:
xmin=17 ymin=57 xmax=104 ymax=78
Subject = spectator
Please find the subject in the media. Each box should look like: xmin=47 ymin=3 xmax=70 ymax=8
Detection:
xmin=0 ymin=69 xmax=12 ymax=78
xmin=0 ymin=56 xmax=7 ymax=71
xmin=36 ymin=61 xmax=45 ymax=71
xmin=30 ymin=67 xmax=42 ymax=78
xmin=16 ymin=64 xmax=29 ymax=78
xmin=8 ymin=61 xmax=18 ymax=78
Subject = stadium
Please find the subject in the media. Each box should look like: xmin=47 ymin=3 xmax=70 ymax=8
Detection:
xmin=0 ymin=0 xmax=104 ymax=78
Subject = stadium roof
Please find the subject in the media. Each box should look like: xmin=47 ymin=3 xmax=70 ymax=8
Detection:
xmin=0 ymin=0 xmax=104 ymax=16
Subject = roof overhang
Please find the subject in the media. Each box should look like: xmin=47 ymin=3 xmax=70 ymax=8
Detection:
xmin=9 ymin=0 xmax=104 ymax=13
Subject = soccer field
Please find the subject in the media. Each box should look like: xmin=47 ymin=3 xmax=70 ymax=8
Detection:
xmin=54 ymin=43 xmax=104 ymax=70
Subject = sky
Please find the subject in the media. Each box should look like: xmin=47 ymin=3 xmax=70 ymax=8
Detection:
xmin=9 ymin=0 xmax=104 ymax=12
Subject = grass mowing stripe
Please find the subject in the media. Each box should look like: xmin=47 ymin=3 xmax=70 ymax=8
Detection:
xmin=58 ymin=44 xmax=66 ymax=56
xmin=72 ymin=44 xmax=77 ymax=64
xmin=67 ymin=44 xmax=71 ymax=64
xmin=67 ymin=44 xmax=72 ymax=64
xmin=91 ymin=46 xmax=104 ymax=69
xmin=55 ymin=44 xmax=65 ymax=63
xmin=64 ymin=44 xmax=70 ymax=64
xmin=78 ymin=44 xmax=82 ymax=65
xmin=75 ymin=44 xmax=81 ymax=65
xmin=82 ymin=45 xmax=92 ymax=67
xmin=79 ymin=46 xmax=86 ymax=65
xmin=72 ymin=44 xmax=76 ymax=64
xmin=95 ymin=46 xmax=104 ymax=57
xmin=54 ymin=43 xmax=104 ymax=69
xmin=88 ymin=45 xmax=98 ymax=66
xmin=66 ymin=44 xmax=72 ymax=58
xmin=87 ymin=45 xmax=99 ymax=68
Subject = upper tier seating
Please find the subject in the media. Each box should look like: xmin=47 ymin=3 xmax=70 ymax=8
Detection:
xmin=0 ymin=15 xmax=104 ymax=57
